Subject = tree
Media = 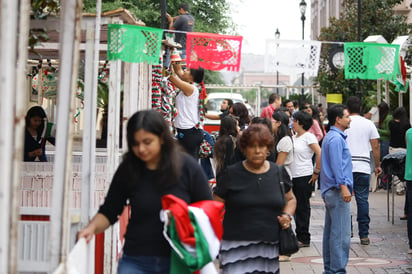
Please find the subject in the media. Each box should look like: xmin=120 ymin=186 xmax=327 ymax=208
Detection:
xmin=313 ymin=0 xmax=412 ymax=106
xmin=83 ymin=0 xmax=235 ymax=34
xmin=82 ymin=0 xmax=236 ymax=84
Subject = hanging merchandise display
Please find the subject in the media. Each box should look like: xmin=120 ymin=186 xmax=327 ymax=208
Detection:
xmin=151 ymin=64 xmax=177 ymax=133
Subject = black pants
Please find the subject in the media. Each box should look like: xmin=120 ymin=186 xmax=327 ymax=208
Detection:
xmin=176 ymin=127 xmax=203 ymax=159
xmin=292 ymin=175 xmax=313 ymax=244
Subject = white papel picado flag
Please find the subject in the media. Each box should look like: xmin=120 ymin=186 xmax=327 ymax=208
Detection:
xmin=265 ymin=39 xmax=322 ymax=77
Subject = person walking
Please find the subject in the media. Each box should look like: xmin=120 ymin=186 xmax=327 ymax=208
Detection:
xmin=290 ymin=110 xmax=321 ymax=248
xmin=77 ymin=110 xmax=212 ymax=274
xmin=214 ymin=124 xmax=296 ymax=274
xmin=260 ymin=93 xmax=282 ymax=119
xmin=213 ymin=115 xmax=241 ymax=177
xmin=271 ymin=110 xmax=294 ymax=262
xmin=304 ymin=104 xmax=325 ymax=144
xmin=320 ymin=104 xmax=353 ymax=274
xmin=272 ymin=110 xmax=294 ymax=178
xmin=345 ymin=96 xmax=382 ymax=245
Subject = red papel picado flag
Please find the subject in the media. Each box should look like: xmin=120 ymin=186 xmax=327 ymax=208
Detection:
xmin=186 ymin=32 xmax=243 ymax=72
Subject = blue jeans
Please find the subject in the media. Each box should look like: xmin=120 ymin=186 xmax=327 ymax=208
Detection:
xmin=323 ymin=188 xmax=351 ymax=274
xmin=117 ymin=254 xmax=170 ymax=274
xmin=353 ymin=172 xmax=370 ymax=239
xmin=380 ymin=140 xmax=390 ymax=161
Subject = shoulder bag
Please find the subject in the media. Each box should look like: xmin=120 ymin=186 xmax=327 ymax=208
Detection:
xmin=278 ymin=178 xmax=299 ymax=255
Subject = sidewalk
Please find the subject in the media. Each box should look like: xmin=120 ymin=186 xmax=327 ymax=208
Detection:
xmin=281 ymin=189 xmax=412 ymax=274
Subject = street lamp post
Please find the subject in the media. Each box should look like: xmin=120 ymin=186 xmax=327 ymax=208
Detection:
xmin=299 ymin=0 xmax=307 ymax=106
xmin=275 ymin=28 xmax=280 ymax=94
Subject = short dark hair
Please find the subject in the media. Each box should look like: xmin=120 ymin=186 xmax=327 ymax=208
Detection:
xmin=283 ymin=99 xmax=292 ymax=107
xmin=190 ymin=67 xmax=204 ymax=83
xmin=179 ymin=3 xmax=190 ymax=11
xmin=239 ymin=124 xmax=274 ymax=153
xmin=268 ymin=93 xmax=281 ymax=104
xmin=327 ymin=104 xmax=346 ymax=131
xmin=224 ymin=98 xmax=234 ymax=108
xmin=293 ymin=110 xmax=313 ymax=131
xmin=346 ymin=96 xmax=361 ymax=114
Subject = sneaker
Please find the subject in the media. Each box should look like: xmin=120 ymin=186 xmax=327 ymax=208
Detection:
xmin=360 ymin=238 xmax=370 ymax=245
xmin=279 ymin=255 xmax=291 ymax=262
xmin=408 ymin=249 xmax=412 ymax=254
xmin=400 ymin=215 xmax=408 ymax=220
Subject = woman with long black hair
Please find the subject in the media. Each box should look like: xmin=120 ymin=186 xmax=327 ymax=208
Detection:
xmin=77 ymin=110 xmax=212 ymax=273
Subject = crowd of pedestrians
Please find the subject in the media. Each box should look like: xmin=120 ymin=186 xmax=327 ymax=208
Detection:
xmin=69 ymin=2 xmax=412 ymax=269
xmin=72 ymin=84 xmax=412 ymax=273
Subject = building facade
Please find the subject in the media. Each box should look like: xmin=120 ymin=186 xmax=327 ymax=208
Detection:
xmin=310 ymin=0 xmax=412 ymax=41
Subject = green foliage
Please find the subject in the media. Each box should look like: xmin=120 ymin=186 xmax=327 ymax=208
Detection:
xmin=204 ymin=71 xmax=225 ymax=85
xmin=82 ymin=0 xmax=235 ymax=34
xmin=315 ymin=0 xmax=412 ymax=106
xmin=29 ymin=0 xmax=60 ymax=48
xmin=31 ymin=0 xmax=60 ymax=19
xmin=82 ymin=0 xmax=235 ymax=84
xmin=32 ymin=0 xmax=235 ymax=84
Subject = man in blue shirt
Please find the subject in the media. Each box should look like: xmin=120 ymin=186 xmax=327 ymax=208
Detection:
xmin=320 ymin=104 xmax=353 ymax=274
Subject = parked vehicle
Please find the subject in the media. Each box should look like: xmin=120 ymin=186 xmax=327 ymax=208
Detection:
xmin=204 ymin=92 xmax=250 ymax=133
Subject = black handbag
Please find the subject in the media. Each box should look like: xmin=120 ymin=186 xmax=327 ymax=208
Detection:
xmin=278 ymin=180 xmax=299 ymax=255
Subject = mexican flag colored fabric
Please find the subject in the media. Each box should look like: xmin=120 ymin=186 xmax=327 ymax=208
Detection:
xmin=186 ymin=32 xmax=243 ymax=72
xmin=160 ymin=194 xmax=224 ymax=274
xmin=393 ymin=56 xmax=409 ymax=92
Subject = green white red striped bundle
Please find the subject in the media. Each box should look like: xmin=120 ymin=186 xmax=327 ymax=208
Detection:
xmin=161 ymin=194 xmax=224 ymax=274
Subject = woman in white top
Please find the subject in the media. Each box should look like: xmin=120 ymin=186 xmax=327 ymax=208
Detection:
xmin=169 ymin=62 xmax=205 ymax=159
xmin=290 ymin=110 xmax=321 ymax=248
xmin=271 ymin=110 xmax=293 ymax=178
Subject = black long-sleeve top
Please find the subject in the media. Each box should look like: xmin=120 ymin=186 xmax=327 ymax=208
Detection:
xmin=24 ymin=129 xmax=55 ymax=162
xmin=98 ymin=153 xmax=212 ymax=257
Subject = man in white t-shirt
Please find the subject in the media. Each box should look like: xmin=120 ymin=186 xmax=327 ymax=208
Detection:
xmin=345 ymin=96 xmax=382 ymax=245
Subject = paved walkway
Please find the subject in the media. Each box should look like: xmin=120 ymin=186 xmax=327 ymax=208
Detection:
xmin=281 ymin=189 xmax=412 ymax=273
